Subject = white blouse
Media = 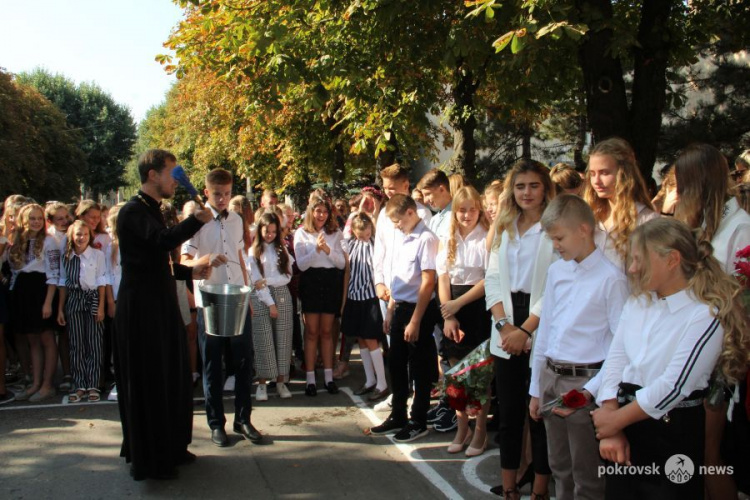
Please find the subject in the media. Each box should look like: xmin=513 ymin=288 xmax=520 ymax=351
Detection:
xmin=436 ymin=225 xmax=488 ymax=286
xmin=508 ymin=217 xmax=543 ymax=293
xmin=8 ymin=236 xmax=61 ymax=289
xmin=595 ymin=203 xmax=658 ymax=270
xmin=293 ymin=228 xmax=346 ymax=271
xmin=58 ymin=246 xmax=107 ymax=291
xmin=104 ymin=242 xmax=122 ymax=300
xmin=596 ymin=290 xmax=723 ymax=420
xmin=249 ymin=243 xmax=294 ymax=306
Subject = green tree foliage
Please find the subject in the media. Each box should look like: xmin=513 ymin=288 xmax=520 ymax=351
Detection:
xmin=0 ymin=69 xmax=85 ymax=202
xmin=17 ymin=69 xmax=137 ymax=197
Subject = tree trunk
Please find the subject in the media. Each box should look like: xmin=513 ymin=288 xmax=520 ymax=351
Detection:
xmin=448 ymin=60 xmax=479 ymax=185
xmin=628 ymin=0 xmax=673 ymax=181
xmin=574 ymin=110 xmax=587 ymax=170
xmin=576 ymin=0 xmax=630 ymax=142
xmin=521 ymin=124 xmax=532 ymax=159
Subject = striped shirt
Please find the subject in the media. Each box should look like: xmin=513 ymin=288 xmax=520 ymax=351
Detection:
xmin=597 ymin=290 xmax=724 ymax=419
xmin=344 ymin=238 xmax=377 ymax=301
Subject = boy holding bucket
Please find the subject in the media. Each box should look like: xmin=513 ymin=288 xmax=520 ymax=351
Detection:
xmin=181 ymin=168 xmax=262 ymax=447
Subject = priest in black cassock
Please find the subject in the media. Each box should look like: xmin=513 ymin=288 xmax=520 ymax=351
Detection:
xmin=113 ymin=149 xmax=213 ymax=481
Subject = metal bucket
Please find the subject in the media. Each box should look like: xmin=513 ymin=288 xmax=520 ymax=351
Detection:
xmin=199 ymin=284 xmax=251 ymax=337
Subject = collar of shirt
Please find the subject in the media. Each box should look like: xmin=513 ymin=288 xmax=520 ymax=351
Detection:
xmin=77 ymin=246 xmax=95 ymax=260
xmin=569 ymin=247 xmax=603 ymax=273
xmin=653 ymin=288 xmax=694 ymax=314
xmin=512 ymin=215 xmax=542 ymax=239
xmin=208 ymin=205 xmax=229 ymax=220
xmin=137 ymin=190 xmax=161 ymax=211
xmin=456 ymin=223 xmax=488 ymax=243
xmin=403 ymin=220 xmax=428 ymax=242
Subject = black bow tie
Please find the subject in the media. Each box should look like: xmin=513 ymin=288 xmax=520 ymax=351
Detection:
xmin=216 ymin=210 xmax=229 ymax=220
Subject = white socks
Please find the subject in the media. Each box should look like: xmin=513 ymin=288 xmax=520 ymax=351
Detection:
xmin=306 ymin=371 xmax=316 ymax=385
xmin=324 ymin=368 xmax=333 ymax=384
xmin=360 ymin=348 xmax=376 ymax=388
xmin=370 ymin=348 xmax=387 ymax=391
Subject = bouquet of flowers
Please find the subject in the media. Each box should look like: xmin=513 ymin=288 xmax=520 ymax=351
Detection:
xmin=540 ymin=389 xmax=589 ymax=417
xmin=438 ymin=339 xmax=494 ymax=416
xmin=734 ymin=245 xmax=750 ymax=312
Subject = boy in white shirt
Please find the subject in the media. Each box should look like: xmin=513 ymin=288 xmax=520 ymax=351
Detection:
xmin=370 ymin=194 xmax=440 ymax=443
xmin=181 ymin=168 xmax=261 ymax=447
xmin=529 ymin=194 xmax=629 ymax=500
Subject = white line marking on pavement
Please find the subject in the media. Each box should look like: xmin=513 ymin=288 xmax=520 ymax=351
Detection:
xmin=341 ymin=387 xmax=464 ymax=500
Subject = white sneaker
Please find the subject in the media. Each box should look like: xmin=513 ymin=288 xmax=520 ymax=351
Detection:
xmin=374 ymin=393 xmax=393 ymax=412
xmin=223 ymin=375 xmax=236 ymax=392
xmin=107 ymin=385 xmax=118 ymax=401
xmin=256 ymin=384 xmax=268 ymax=401
xmin=277 ymin=383 xmax=292 ymax=399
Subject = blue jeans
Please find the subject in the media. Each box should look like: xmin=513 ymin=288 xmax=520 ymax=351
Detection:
xmin=197 ymin=308 xmax=254 ymax=430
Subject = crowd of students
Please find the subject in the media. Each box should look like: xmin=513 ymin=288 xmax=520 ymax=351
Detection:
xmin=1 ymin=140 xmax=749 ymax=499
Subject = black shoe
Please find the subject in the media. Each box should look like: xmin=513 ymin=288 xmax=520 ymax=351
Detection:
xmin=393 ymin=420 xmax=429 ymax=443
xmin=369 ymin=415 xmax=406 ymax=436
xmin=176 ymin=450 xmax=197 ymax=465
xmin=433 ymin=408 xmax=458 ymax=433
xmin=233 ymin=422 xmax=263 ymax=444
xmin=354 ymin=384 xmax=376 ymax=396
xmin=368 ymin=387 xmax=390 ymax=402
xmin=0 ymin=392 xmax=15 ymax=405
xmin=305 ymin=384 xmax=317 ymax=396
xmin=325 ymin=381 xmax=339 ymax=394
xmin=211 ymin=428 xmax=229 ymax=447
xmin=426 ymin=400 xmax=449 ymax=425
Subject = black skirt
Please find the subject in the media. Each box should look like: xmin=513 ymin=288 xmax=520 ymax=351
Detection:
xmin=441 ymin=284 xmax=491 ymax=361
xmin=10 ymin=271 xmax=58 ymax=334
xmin=341 ymin=297 xmax=383 ymax=339
xmin=299 ymin=267 xmax=344 ymax=315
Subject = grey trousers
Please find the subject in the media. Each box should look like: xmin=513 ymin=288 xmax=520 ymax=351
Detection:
xmin=540 ymin=362 xmax=605 ymax=500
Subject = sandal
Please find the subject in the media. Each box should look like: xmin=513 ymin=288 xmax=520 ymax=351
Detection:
xmin=88 ymin=389 xmax=101 ymax=402
xmin=69 ymin=389 xmax=86 ymax=403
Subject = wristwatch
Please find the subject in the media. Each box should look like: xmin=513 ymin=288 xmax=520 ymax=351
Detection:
xmin=494 ymin=317 xmax=509 ymax=331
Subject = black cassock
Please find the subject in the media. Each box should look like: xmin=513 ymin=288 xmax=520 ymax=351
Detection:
xmin=113 ymin=191 xmax=204 ymax=480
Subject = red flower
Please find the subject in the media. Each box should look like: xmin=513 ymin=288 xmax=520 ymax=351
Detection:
xmin=448 ymin=397 xmax=467 ymax=411
xmin=736 ymin=261 xmax=750 ymax=280
xmin=446 ymin=384 xmax=466 ymax=400
xmin=736 ymin=245 xmax=750 ymax=260
xmin=465 ymin=401 xmax=481 ymax=416
xmin=561 ymin=389 xmax=588 ymax=409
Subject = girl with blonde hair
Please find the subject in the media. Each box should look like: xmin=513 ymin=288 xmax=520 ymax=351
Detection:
xmin=75 ymin=200 xmax=110 ymax=250
xmin=483 ymin=182 xmax=503 ymax=252
xmin=436 ymin=186 xmax=491 ymax=456
xmin=593 ymin=218 xmax=749 ymax=499
xmin=7 ymin=204 xmax=60 ymax=402
xmin=583 ymin=137 xmax=657 ymax=269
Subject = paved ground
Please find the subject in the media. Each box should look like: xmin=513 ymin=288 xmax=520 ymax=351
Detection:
xmin=0 ymin=356 xmax=544 ymax=500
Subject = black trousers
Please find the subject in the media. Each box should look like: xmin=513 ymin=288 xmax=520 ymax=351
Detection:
xmin=494 ymin=295 xmax=551 ymax=474
xmin=389 ymin=300 xmax=439 ymax=425
xmin=606 ymin=385 xmax=705 ymax=500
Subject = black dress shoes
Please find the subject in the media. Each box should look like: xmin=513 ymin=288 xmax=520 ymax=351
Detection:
xmin=354 ymin=384 xmax=376 ymax=396
xmin=325 ymin=381 xmax=339 ymax=394
xmin=305 ymin=384 xmax=317 ymax=396
xmin=211 ymin=427 xmax=229 ymax=447
xmin=233 ymin=422 xmax=263 ymax=444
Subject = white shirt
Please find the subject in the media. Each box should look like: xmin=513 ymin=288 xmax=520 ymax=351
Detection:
xmin=249 ymin=243 xmax=294 ymax=306
xmin=508 ymin=217 xmax=543 ymax=293
xmin=58 ymin=246 xmax=107 ymax=291
xmin=436 ymin=225 xmax=488 ymax=286
xmin=8 ymin=236 xmax=61 ymax=289
xmin=104 ymin=242 xmax=122 ymax=300
xmin=389 ymin=220 xmax=439 ymax=303
xmin=293 ymin=228 xmax=346 ymax=271
xmin=530 ymin=248 xmax=629 ymax=398
xmin=596 ymin=291 xmax=723 ymax=420
xmin=373 ymin=201 xmax=432 ymax=288
xmin=595 ymin=203 xmax=658 ymax=270
xmin=46 ymin=226 xmax=66 ymax=247
xmin=711 ymin=197 xmax=750 ymax=274
xmin=182 ymin=207 xmax=246 ymax=308
xmin=428 ymin=206 xmax=452 ymax=240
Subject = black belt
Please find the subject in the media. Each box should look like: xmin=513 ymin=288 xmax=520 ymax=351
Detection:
xmin=511 ymin=291 xmax=531 ymax=308
xmin=617 ymin=382 xmax=705 ymax=409
xmin=546 ymin=359 xmax=603 ymax=377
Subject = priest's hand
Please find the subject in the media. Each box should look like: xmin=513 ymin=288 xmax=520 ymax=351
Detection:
xmin=192 ymin=263 xmax=213 ymax=280
xmin=193 ymin=207 xmax=213 ymax=224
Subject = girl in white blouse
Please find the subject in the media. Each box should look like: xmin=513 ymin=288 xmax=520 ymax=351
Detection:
xmin=75 ymin=200 xmax=111 ymax=250
xmin=485 ymin=159 xmax=556 ymax=499
xmin=250 ymin=212 xmax=295 ymax=401
xmin=592 ymin=218 xmax=749 ymax=499
xmin=57 ymin=220 xmax=107 ymax=403
xmin=583 ymin=137 xmax=658 ymax=270
xmin=7 ymin=204 xmax=60 ymax=402
xmin=436 ymin=186 xmax=490 ymax=456
xmin=293 ymin=196 xmax=346 ymax=396
xmin=672 ymin=143 xmax=750 ymax=499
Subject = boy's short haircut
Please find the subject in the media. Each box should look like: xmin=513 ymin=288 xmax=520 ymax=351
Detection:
xmin=45 ymin=201 xmax=68 ymax=220
xmin=262 ymin=188 xmax=278 ymax=200
xmin=205 ymin=168 xmax=233 ymax=186
xmin=380 ymin=163 xmax=409 ymax=182
xmin=541 ymin=194 xmax=595 ymax=233
xmin=385 ymin=193 xmax=417 ymax=217
xmin=417 ymin=168 xmax=450 ymax=190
